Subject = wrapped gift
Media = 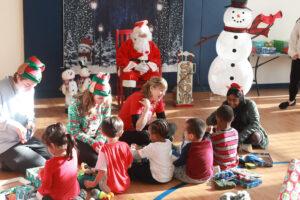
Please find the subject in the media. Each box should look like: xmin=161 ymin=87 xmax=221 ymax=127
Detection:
xmin=252 ymin=41 xmax=265 ymax=47
xmin=233 ymin=177 xmax=262 ymax=189
xmin=279 ymin=159 xmax=300 ymax=200
xmin=26 ymin=167 xmax=42 ymax=188
xmin=264 ymin=40 xmax=274 ymax=47
xmin=15 ymin=185 xmax=35 ymax=200
xmin=274 ymin=40 xmax=288 ymax=53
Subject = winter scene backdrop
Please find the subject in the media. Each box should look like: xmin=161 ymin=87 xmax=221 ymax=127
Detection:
xmin=63 ymin=0 xmax=184 ymax=74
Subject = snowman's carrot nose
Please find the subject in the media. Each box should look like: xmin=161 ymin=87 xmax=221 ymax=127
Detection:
xmin=237 ymin=14 xmax=240 ymax=18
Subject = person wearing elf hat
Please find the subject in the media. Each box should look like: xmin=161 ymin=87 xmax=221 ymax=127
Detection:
xmin=0 ymin=56 xmax=52 ymax=174
xmin=206 ymin=83 xmax=268 ymax=152
xmin=67 ymin=72 xmax=111 ymax=167
xmin=116 ymin=20 xmax=161 ymax=100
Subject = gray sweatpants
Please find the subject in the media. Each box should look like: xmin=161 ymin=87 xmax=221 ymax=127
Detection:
xmin=0 ymin=137 xmax=52 ymax=174
xmin=174 ymin=165 xmax=208 ymax=184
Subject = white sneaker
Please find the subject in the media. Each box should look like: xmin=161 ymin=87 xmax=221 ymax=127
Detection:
xmin=239 ymin=144 xmax=253 ymax=153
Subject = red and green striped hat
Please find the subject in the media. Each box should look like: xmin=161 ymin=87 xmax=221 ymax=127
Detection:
xmin=88 ymin=72 xmax=111 ymax=96
xmin=18 ymin=56 xmax=45 ymax=83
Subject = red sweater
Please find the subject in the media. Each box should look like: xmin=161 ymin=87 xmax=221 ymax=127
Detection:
xmin=187 ymin=139 xmax=213 ymax=180
xmin=101 ymin=141 xmax=133 ymax=193
xmin=118 ymin=91 xmax=165 ymax=131
xmin=38 ymin=149 xmax=80 ymax=200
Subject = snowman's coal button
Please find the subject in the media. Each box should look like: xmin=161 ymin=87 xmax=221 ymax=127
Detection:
xmin=231 ymin=63 xmax=235 ymax=67
xmin=232 ymin=49 xmax=237 ymax=53
xmin=230 ymin=76 xmax=234 ymax=80
xmin=234 ymin=35 xmax=238 ymax=39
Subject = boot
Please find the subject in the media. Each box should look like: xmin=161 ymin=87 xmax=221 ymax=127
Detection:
xmin=123 ymin=87 xmax=134 ymax=100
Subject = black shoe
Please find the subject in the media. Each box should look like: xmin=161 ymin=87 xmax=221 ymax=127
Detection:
xmin=279 ymin=100 xmax=296 ymax=109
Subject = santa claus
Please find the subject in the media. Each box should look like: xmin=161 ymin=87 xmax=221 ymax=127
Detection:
xmin=116 ymin=20 xmax=161 ymax=99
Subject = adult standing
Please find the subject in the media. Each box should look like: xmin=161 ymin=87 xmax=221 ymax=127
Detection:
xmin=118 ymin=76 xmax=177 ymax=146
xmin=279 ymin=18 xmax=300 ymax=109
xmin=0 ymin=56 xmax=52 ymax=174
xmin=67 ymin=72 xmax=111 ymax=167
xmin=206 ymin=83 xmax=268 ymax=152
xmin=116 ymin=20 xmax=161 ymax=99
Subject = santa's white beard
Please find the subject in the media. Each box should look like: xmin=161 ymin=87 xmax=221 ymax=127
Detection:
xmin=133 ymin=37 xmax=150 ymax=53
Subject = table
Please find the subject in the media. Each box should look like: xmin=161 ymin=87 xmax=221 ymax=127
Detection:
xmin=251 ymin=53 xmax=290 ymax=96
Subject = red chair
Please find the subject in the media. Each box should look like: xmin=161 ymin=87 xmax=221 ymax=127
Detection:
xmin=115 ymin=29 xmax=162 ymax=106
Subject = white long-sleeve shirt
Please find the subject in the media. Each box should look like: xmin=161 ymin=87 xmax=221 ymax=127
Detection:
xmin=288 ymin=18 xmax=300 ymax=57
xmin=0 ymin=76 xmax=35 ymax=154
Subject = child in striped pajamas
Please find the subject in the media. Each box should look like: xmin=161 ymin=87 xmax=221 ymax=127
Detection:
xmin=209 ymin=105 xmax=239 ymax=170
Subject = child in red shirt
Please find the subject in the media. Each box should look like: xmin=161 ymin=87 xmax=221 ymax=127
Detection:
xmin=84 ymin=116 xmax=133 ymax=193
xmin=37 ymin=123 xmax=81 ymax=200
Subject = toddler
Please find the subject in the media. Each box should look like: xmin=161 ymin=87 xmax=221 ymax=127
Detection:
xmin=129 ymin=119 xmax=174 ymax=184
xmin=37 ymin=122 xmax=80 ymax=200
xmin=173 ymin=118 xmax=213 ymax=184
xmin=84 ymin=116 xmax=133 ymax=194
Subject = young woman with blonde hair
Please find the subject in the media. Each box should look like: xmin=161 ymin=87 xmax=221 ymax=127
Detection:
xmin=118 ymin=76 xmax=177 ymax=145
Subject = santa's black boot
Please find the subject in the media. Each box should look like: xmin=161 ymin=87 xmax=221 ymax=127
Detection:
xmin=123 ymin=87 xmax=134 ymax=100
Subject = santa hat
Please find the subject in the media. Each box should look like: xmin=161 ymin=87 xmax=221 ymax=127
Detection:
xmin=225 ymin=0 xmax=251 ymax=10
xmin=80 ymin=38 xmax=92 ymax=50
xmin=134 ymin=20 xmax=148 ymax=29
xmin=18 ymin=56 xmax=45 ymax=83
xmin=88 ymin=72 xmax=111 ymax=96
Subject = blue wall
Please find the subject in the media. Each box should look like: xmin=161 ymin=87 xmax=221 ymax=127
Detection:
xmin=183 ymin=0 xmax=229 ymax=91
xmin=23 ymin=0 xmax=229 ymax=97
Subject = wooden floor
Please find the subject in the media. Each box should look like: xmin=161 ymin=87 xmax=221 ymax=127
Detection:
xmin=1 ymin=88 xmax=299 ymax=200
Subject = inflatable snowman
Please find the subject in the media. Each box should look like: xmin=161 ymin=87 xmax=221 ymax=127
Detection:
xmin=77 ymin=60 xmax=91 ymax=93
xmin=61 ymin=68 xmax=78 ymax=113
xmin=208 ymin=0 xmax=253 ymax=96
xmin=208 ymin=0 xmax=282 ymax=96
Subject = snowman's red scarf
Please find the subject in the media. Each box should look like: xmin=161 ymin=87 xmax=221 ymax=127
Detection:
xmin=63 ymin=79 xmax=74 ymax=92
xmin=78 ymin=76 xmax=89 ymax=85
xmin=224 ymin=11 xmax=282 ymax=37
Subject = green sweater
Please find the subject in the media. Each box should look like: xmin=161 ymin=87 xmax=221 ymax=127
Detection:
xmin=206 ymin=98 xmax=268 ymax=149
xmin=67 ymin=97 xmax=111 ymax=150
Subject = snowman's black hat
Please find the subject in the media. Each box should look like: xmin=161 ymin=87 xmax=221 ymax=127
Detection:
xmin=225 ymin=0 xmax=251 ymax=11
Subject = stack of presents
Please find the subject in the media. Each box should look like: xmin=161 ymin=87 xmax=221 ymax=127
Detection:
xmin=252 ymin=40 xmax=289 ymax=54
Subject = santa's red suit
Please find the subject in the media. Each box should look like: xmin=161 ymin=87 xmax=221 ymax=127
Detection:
xmin=116 ymin=38 xmax=161 ymax=87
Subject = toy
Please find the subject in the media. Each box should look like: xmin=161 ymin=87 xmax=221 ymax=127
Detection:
xmin=218 ymin=190 xmax=251 ymax=200
xmin=90 ymin=189 xmax=114 ymax=200
xmin=60 ymin=68 xmax=78 ymax=113
xmin=77 ymin=60 xmax=91 ymax=93
xmin=26 ymin=129 xmax=31 ymax=141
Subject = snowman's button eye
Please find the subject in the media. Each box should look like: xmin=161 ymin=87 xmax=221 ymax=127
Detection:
xmin=231 ymin=63 xmax=235 ymax=67
xmin=232 ymin=11 xmax=235 ymax=13
xmin=234 ymin=36 xmax=238 ymax=39
xmin=232 ymin=49 xmax=237 ymax=53
xmin=230 ymin=76 xmax=234 ymax=80
xmin=242 ymin=12 xmax=245 ymax=14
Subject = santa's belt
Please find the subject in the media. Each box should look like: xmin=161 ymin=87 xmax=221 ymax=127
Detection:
xmin=130 ymin=59 xmax=149 ymax=63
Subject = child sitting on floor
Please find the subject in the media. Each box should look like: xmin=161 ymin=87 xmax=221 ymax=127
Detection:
xmin=84 ymin=116 xmax=133 ymax=194
xmin=173 ymin=118 xmax=213 ymax=184
xmin=209 ymin=105 xmax=239 ymax=170
xmin=129 ymin=119 xmax=174 ymax=184
xmin=37 ymin=122 xmax=81 ymax=200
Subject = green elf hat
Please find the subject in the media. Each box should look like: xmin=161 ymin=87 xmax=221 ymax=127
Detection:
xmin=88 ymin=72 xmax=111 ymax=96
xmin=18 ymin=56 xmax=45 ymax=83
